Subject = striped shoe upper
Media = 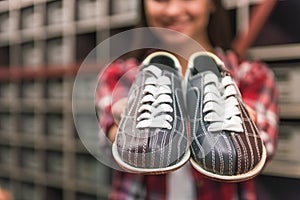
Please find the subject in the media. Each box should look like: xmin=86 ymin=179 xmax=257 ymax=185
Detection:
xmin=114 ymin=51 xmax=189 ymax=171
xmin=186 ymin=51 xmax=265 ymax=177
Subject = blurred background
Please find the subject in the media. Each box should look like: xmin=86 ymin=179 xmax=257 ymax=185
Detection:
xmin=0 ymin=0 xmax=300 ymax=199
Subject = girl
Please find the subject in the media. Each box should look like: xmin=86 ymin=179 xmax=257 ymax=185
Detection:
xmin=96 ymin=0 xmax=278 ymax=199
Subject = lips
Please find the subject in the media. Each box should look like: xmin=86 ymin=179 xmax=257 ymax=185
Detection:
xmin=166 ymin=24 xmax=184 ymax=32
xmin=165 ymin=21 xmax=189 ymax=32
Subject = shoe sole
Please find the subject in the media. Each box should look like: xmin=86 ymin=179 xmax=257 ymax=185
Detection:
xmin=112 ymin=142 xmax=191 ymax=174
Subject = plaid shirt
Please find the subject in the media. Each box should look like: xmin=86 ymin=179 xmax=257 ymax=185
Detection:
xmin=96 ymin=49 xmax=279 ymax=200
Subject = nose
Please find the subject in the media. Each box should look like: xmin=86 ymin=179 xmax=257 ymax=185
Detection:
xmin=165 ymin=1 xmax=184 ymax=17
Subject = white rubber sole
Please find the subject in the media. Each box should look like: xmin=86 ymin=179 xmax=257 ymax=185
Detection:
xmin=190 ymin=144 xmax=267 ymax=182
xmin=112 ymin=142 xmax=191 ymax=174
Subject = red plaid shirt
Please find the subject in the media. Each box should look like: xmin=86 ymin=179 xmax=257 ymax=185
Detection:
xmin=96 ymin=49 xmax=279 ymax=200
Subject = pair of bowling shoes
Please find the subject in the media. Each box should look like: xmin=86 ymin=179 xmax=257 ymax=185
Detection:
xmin=112 ymin=51 xmax=266 ymax=182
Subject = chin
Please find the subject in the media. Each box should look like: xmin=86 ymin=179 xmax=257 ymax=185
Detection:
xmin=158 ymin=30 xmax=193 ymax=45
xmin=149 ymin=27 xmax=198 ymax=50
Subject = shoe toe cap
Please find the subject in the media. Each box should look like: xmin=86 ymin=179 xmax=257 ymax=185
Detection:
xmin=190 ymin=133 xmax=237 ymax=175
xmin=116 ymin=129 xmax=188 ymax=169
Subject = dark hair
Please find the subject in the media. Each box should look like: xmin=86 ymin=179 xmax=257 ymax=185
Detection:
xmin=124 ymin=0 xmax=233 ymax=61
xmin=207 ymin=0 xmax=233 ymax=50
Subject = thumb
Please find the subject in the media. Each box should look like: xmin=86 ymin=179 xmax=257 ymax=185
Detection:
xmin=245 ymin=104 xmax=257 ymax=124
xmin=111 ymin=97 xmax=128 ymax=125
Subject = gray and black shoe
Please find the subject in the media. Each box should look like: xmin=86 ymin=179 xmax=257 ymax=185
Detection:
xmin=185 ymin=51 xmax=266 ymax=182
xmin=112 ymin=51 xmax=190 ymax=174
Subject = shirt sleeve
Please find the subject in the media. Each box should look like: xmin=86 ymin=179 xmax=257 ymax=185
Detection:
xmin=235 ymin=59 xmax=279 ymax=160
xmin=96 ymin=59 xmax=147 ymax=200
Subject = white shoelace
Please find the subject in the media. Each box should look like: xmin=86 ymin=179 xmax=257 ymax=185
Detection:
xmin=136 ymin=65 xmax=174 ymax=130
xmin=203 ymin=72 xmax=243 ymax=132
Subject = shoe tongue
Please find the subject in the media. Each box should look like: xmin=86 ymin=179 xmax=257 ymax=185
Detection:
xmin=148 ymin=55 xmax=179 ymax=75
xmin=150 ymin=55 xmax=175 ymax=68
xmin=193 ymin=55 xmax=221 ymax=77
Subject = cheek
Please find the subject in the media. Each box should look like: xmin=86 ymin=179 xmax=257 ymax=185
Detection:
xmin=144 ymin=2 xmax=163 ymax=26
xmin=189 ymin=1 xmax=212 ymax=22
xmin=190 ymin=7 xmax=211 ymax=29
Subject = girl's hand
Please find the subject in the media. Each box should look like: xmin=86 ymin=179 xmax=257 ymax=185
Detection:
xmin=111 ymin=97 xmax=128 ymax=125
xmin=108 ymin=97 xmax=128 ymax=142
xmin=245 ymin=104 xmax=257 ymax=124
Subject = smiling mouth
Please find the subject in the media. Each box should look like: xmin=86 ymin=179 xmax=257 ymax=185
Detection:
xmin=165 ymin=23 xmax=187 ymax=32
